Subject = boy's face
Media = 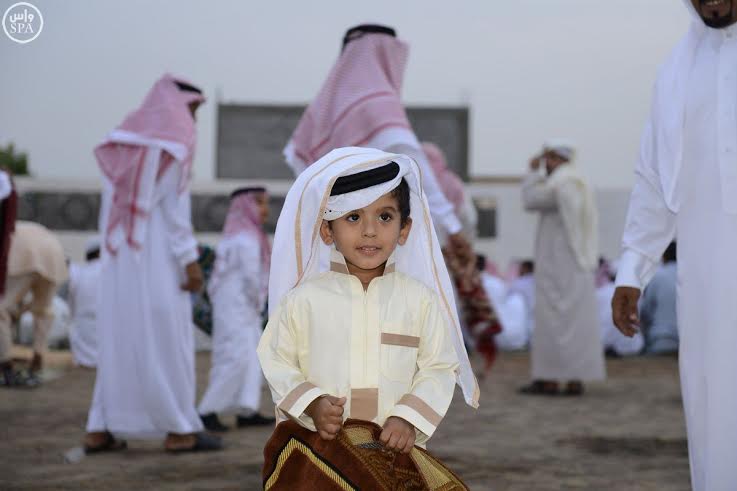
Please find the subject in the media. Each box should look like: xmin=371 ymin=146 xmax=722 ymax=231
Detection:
xmin=254 ymin=192 xmax=270 ymax=223
xmin=691 ymin=0 xmax=737 ymax=28
xmin=319 ymin=191 xmax=412 ymax=277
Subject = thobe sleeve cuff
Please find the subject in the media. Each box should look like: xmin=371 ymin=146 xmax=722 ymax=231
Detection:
xmin=277 ymin=382 xmax=327 ymax=430
xmin=389 ymin=394 xmax=443 ymax=439
xmin=177 ymin=246 xmax=199 ymax=268
xmin=615 ymin=249 xmax=657 ymax=290
xmin=440 ymin=213 xmax=463 ymax=236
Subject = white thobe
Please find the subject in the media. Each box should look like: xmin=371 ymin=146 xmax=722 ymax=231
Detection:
xmin=616 ymin=29 xmax=737 ymax=490
xmin=522 ymin=172 xmax=605 ymax=381
xmin=257 ymin=250 xmax=458 ymax=446
xmin=481 ymin=273 xmax=529 ymax=351
xmin=383 ymin=142 xmax=462 ymax=235
xmin=87 ymin=151 xmax=203 ymax=437
xmin=198 ymin=233 xmax=265 ymax=415
xmin=68 ymin=261 xmax=101 ymax=368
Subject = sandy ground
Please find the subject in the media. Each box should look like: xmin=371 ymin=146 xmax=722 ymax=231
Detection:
xmin=0 ymin=349 xmax=690 ymax=491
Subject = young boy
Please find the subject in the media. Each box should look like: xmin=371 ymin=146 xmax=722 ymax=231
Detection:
xmin=198 ymin=187 xmax=275 ymax=431
xmin=258 ymin=147 xmax=477 ymax=488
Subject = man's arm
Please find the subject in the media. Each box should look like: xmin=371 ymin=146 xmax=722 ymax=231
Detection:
xmin=159 ymin=163 xmax=199 ymax=269
xmin=613 ymin=118 xmax=676 ymax=336
xmin=521 ymin=172 xmax=558 ymax=211
xmin=385 ymin=143 xmax=463 ymax=235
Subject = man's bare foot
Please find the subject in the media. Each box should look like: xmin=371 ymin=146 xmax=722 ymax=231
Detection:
xmin=84 ymin=431 xmax=127 ymax=454
xmin=164 ymin=433 xmax=197 ymax=451
xmin=84 ymin=431 xmax=110 ymax=448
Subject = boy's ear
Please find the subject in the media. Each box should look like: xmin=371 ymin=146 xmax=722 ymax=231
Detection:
xmin=319 ymin=220 xmax=334 ymax=245
xmin=397 ymin=217 xmax=412 ymax=246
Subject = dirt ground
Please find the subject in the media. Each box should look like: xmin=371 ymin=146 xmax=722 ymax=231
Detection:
xmin=0 ymin=350 xmax=690 ymax=491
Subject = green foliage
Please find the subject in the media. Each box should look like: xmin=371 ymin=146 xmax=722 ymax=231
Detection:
xmin=0 ymin=143 xmax=30 ymax=176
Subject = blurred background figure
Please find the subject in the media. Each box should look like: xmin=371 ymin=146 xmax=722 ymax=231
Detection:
xmin=519 ymin=140 xmax=604 ymax=396
xmin=198 ymin=187 xmax=275 ymax=432
xmin=478 ymin=254 xmax=530 ymax=351
xmin=67 ymin=238 xmax=102 ymax=368
xmin=639 ymin=242 xmax=678 ymax=355
xmin=84 ymin=75 xmax=221 ymax=454
xmin=0 ymin=221 xmax=67 ymax=388
xmin=284 ymin=24 xmax=466 ymax=246
xmin=423 ymin=141 xmax=478 ymax=243
xmin=508 ymin=260 xmax=536 ymax=339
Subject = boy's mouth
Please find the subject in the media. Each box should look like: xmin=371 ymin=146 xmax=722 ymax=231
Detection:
xmin=356 ymin=246 xmax=382 ymax=256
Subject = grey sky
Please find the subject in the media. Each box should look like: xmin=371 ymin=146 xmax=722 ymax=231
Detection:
xmin=0 ymin=0 xmax=689 ymax=188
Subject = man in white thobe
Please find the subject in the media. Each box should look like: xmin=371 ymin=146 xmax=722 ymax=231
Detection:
xmin=198 ymin=187 xmax=275 ymax=431
xmin=520 ymin=141 xmax=605 ymax=396
xmin=68 ymin=239 xmax=101 ymax=368
xmin=612 ymin=3 xmax=737 ymax=487
xmin=84 ymin=75 xmax=221 ymax=453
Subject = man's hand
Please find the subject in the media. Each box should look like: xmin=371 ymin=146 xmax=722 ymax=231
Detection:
xmin=447 ymin=233 xmax=469 ymax=252
xmin=612 ymin=286 xmax=641 ymax=337
xmin=305 ymin=395 xmax=346 ymax=440
xmin=181 ymin=261 xmax=204 ymax=292
xmin=380 ymin=416 xmax=416 ymax=454
xmin=529 ymin=155 xmax=542 ymax=171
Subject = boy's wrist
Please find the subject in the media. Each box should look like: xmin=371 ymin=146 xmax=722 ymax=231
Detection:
xmin=304 ymin=395 xmax=325 ymax=418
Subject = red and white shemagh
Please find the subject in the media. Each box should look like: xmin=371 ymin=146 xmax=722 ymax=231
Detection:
xmin=421 ymin=142 xmax=466 ymax=212
xmin=223 ymin=191 xmax=272 ymax=281
xmin=285 ymin=33 xmax=412 ymax=172
xmin=94 ymin=74 xmax=205 ymax=255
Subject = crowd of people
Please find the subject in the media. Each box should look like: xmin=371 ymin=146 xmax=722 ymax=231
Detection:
xmin=2 ymin=1 xmax=735 ymax=488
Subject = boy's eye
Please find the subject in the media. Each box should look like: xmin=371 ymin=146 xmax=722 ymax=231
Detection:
xmin=346 ymin=213 xmax=360 ymax=222
xmin=379 ymin=212 xmax=394 ymax=222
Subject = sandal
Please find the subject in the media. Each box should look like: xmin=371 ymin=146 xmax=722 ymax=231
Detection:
xmin=84 ymin=432 xmax=128 ymax=454
xmin=166 ymin=432 xmax=223 ymax=453
xmin=1 ymin=368 xmax=42 ymax=389
xmin=562 ymin=381 xmax=584 ymax=396
xmin=518 ymin=380 xmax=559 ymax=396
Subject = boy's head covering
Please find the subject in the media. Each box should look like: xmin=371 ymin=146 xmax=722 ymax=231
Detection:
xmin=269 ymin=146 xmax=480 ymax=408
xmin=646 ymin=1 xmax=737 ymax=213
xmin=94 ymin=74 xmax=205 ymax=254
xmin=284 ymin=25 xmax=420 ymax=174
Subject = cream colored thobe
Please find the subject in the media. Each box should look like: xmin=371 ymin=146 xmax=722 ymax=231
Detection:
xmin=257 ymin=249 xmax=459 ymax=445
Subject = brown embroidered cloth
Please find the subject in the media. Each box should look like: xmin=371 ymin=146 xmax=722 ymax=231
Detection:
xmin=262 ymin=419 xmax=469 ymax=491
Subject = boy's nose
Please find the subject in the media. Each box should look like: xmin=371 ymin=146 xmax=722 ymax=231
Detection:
xmin=362 ymin=222 xmax=377 ymax=237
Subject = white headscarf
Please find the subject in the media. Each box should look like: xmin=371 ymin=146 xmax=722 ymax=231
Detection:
xmin=269 ymin=146 xmax=479 ymax=408
xmin=646 ymin=1 xmax=737 ymax=213
xmin=543 ymin=139 xmax=599 ymax=271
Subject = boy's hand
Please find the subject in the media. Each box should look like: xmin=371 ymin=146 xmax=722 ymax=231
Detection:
xmin=612 ymin=286 xmax=641 ymax=337
xmin=380 ymin=416 xmax=415 ymax=454
xmin=305 ymin=395 xmax=346 ymax=440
